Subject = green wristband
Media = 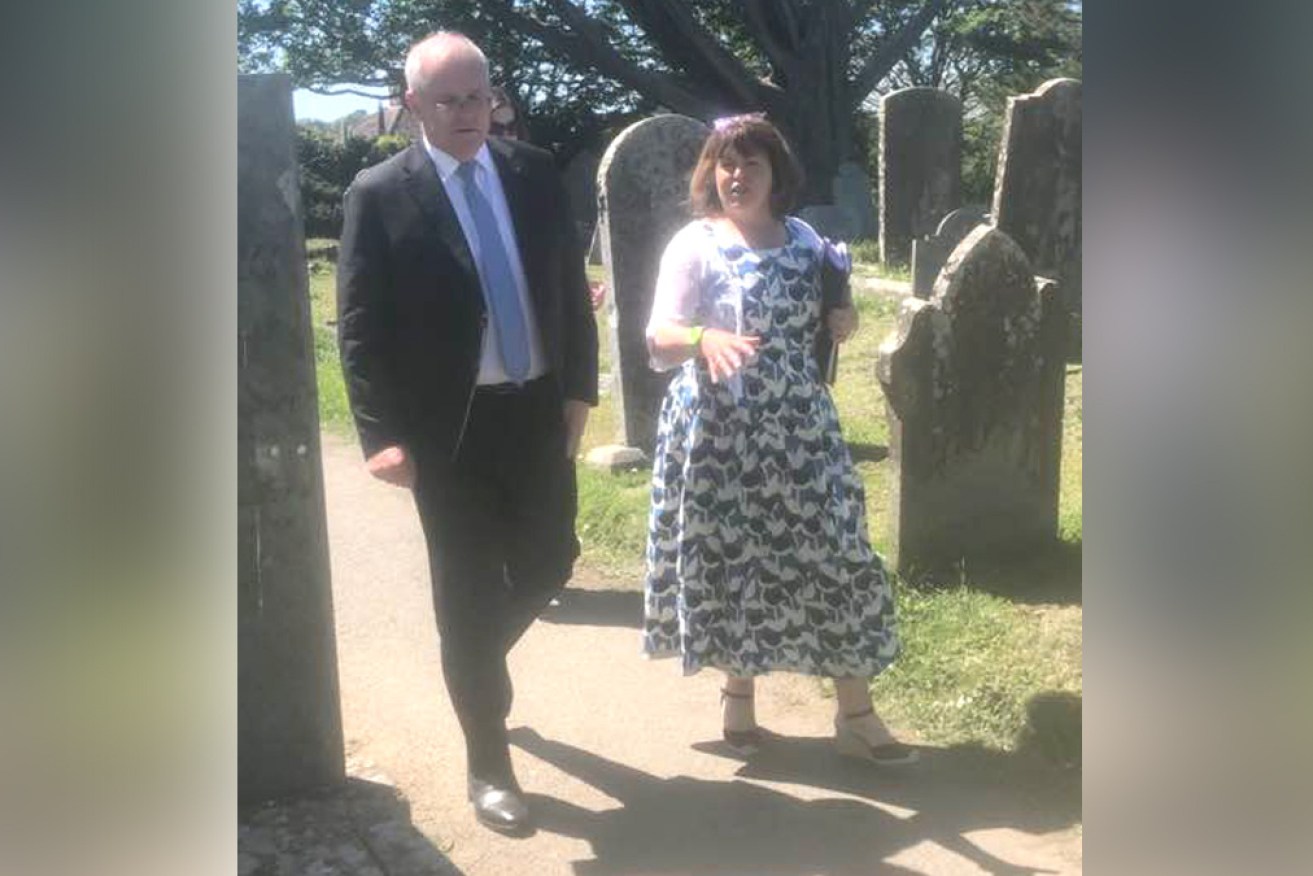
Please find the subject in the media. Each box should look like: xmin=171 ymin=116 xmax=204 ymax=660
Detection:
xmin=687 ymin=325 xmax=705 ymax=352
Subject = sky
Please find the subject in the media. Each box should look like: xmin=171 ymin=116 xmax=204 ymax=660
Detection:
xmin=293 ymin=87 xmax=390 ymax=121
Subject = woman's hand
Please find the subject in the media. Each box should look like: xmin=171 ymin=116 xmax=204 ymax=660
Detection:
xmin=826 ymin=305 xmax=859 ymax=344
xmin=698 ymin=327 xmax=760 ymax=383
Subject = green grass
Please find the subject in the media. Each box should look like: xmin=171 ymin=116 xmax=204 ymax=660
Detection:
xmin=305 ymin=246 xmax=1083 ymax=755
xmin=869 ymin=586 xmax=1081 ymax=752
xmin=575 ymin=467 xmax=651 ymax=579
xmin=848 ymin=238 xmax=911 ymax=282
xmin=307 ymin=257 xmax=352 ymax=434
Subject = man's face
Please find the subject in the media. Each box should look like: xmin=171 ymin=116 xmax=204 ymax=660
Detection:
xmin=406 ymin=48 xmax=491 ymax=161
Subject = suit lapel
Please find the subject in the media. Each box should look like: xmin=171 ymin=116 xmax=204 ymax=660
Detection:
xmin=400 ymin=144 xmax=479 ymax=289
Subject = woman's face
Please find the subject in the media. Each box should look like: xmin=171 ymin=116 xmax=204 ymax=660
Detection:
xmin=715 ymin=145 xmax=773 ymax=220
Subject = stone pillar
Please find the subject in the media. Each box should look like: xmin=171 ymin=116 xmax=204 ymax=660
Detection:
xmin=596 ymin=114 xmax=710 ymax=455
xmin=877 ymin=225 xmax=1066 ymax=578
xmin=879 ymin=87 xmax=962 ymax=266
xmin=993 ymin=78 xmax=1082 ymax=358
xmin=238 ymin=73 xmax=344 ymax=804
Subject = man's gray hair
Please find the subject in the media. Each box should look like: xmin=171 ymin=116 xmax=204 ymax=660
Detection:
xmin=404 ymin=31 xmax=488 ymax=93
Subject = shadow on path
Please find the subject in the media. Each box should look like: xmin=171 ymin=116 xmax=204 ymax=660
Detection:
xmin=510 ymin=727 xmax=1078 ymax=875
xmin=540 ymin=587 xmax=643 ymax=629
xmin=239 ymin=778 xmax=463 ymax=875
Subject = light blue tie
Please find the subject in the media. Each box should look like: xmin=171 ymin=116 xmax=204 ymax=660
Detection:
xmin=457 ymin=161 xmax=531 ymax=382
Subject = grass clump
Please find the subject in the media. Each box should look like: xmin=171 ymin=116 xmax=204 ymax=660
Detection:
xmin=870 ymin=584 xmax=1082 ymax=752
xmin=307 ymin=256 xmax=352 ymax=434
xmin=848 ymin=238 xmax=912 ymax=282
xmin=575 ymin=467 xmax=651 ymax=580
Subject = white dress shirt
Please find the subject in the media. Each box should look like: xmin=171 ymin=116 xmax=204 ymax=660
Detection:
xmin=422 ymin=136 xmax=547 ymax=384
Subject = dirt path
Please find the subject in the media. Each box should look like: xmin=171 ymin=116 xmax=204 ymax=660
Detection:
xmin=322 ymin=432 xmax=1081 ymax=875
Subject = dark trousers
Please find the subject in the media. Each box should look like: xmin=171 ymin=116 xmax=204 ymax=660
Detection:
xmin=411 ymin=374 xmax=578 ymax=783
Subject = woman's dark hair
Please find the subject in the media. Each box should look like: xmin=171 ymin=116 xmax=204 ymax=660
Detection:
xmin=688 ymin=114 xmax=803 ymax=219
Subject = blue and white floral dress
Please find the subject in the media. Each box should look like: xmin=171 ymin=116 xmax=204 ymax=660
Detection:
xmin=642 ymin=217 xmax=900 ymax=677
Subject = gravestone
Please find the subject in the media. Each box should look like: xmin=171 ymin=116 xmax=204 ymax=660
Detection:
xmin=832 ymin=161 xmax=878 ymax=239
xmin=597 ymin=114 xmax=710 ymax=454
xmin=877 ymin=225 xmax=1066 ymax=577
xmin=238 ymin=73 xmax=344 ymax=804
xmin=796 ymin=204 xmax=858 ymax=243
xmin=993 ymin=78 xmax=1082 ymax=357
xmin=911 ymin=205 xmax=989 ymax=298
xmin=879 ymin=87 xmax=962 ymax=266
xmin=562 ymin=146 xmax=601 ymax=249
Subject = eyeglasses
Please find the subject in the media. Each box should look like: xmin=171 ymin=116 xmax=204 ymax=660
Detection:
xmin=432 ymin=92 xmax=492 ymax=113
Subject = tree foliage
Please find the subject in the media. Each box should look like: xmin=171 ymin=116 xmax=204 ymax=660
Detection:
xmin=296 ymin=129 xmax=409 ymax=238
xmin=873 ymin=0 xmax=1081 ymax=203
xmin=242 ymin=1 xmax=1079 ymax=203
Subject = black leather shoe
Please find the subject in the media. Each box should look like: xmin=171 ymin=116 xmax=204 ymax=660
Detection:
xmin=468 ymin=776 xmax=531 ymax=836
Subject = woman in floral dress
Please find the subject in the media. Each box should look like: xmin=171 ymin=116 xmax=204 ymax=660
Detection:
xmin=642 ymin=115 xmax=914 ymax=764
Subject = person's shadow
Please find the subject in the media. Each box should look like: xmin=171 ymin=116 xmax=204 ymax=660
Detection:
xmin=509 ymin=723 xmax=1078 ymax=875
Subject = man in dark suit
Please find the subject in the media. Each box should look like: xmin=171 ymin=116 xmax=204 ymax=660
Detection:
xmin=337 ymin=31 xmax=597 ymax=835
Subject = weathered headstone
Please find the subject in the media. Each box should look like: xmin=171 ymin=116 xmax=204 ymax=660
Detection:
xmin=879 ymin=87 xmax=962 ymax=266
xmin=597 ymin=114 xmax=710 ymax=454
xmin=993 ymin=78 xmax=1082 ymax=357
xmin=877 ymin=225 xmax=1066 ymax=577
xmin=562 ymin=146 xmax=601 ymax=249
xmin=796 ymin=204 xmax=858 ymax=243
xmin=911 ymin=205 xmax=989 ymax=298
xmin=238 ymin=73 xmax=344 ymax=804
xmin=832 ymin=161 xmax=878 ymax=239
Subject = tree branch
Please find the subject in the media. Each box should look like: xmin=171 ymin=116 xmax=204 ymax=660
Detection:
xmin=609 ymin=0 xmax=760 ymax=106
xmin=850 ymin=0 xmax=878 ymax=24
xmin=484 ymin=0 xmax=717 ymax=117
xmin=305 ymin=84 xmax=390 ymax=99
xmin=850 ymin=0 xmax=953 ymax=106
xmin=738 ymin=0 xmax=796 ymax=80
xmin=928 ymin=27 xmax=948 ymax=88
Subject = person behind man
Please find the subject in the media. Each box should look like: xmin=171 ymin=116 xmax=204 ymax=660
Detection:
xmin=336 ymin=31 xmax=597 ymax=835
xmin=488 ymin=85 xmax=528 ymax=140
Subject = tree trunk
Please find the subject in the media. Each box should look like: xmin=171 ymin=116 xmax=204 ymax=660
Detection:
xmin=767 ymin=5 xmax=856 ymax=206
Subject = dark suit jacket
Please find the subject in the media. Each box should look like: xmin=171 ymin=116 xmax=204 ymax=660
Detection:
xmin=337 ymin=138 xmax=598 ymax=460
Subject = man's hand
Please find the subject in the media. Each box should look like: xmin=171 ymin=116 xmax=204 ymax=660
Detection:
xmin=826 ymin=305 xmax=859 ymax=344
xmin=365 ymin=445 xmax=415 ymax=488
xmin=563 ymin=400 xmax=590 ymax=459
